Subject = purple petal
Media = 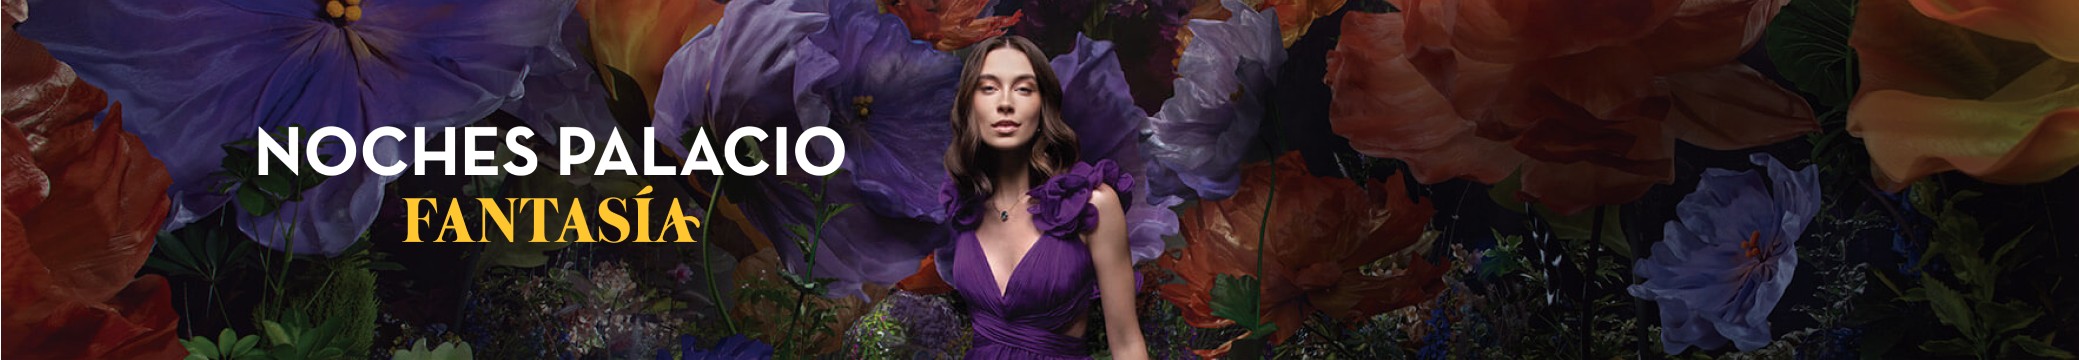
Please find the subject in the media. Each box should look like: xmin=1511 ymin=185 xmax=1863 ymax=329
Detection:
xmin=1048 ymin=34 xmax=1177 ymax=263
xmin=1630 ymin=153 xmax=1813 ymax=354
xmin=21 ymin=0 xmax=575 ymax=255
xmin=796 ymin=0 xmax=959 ymax=221
xmin=1143 ymin=0 xmax=1283 ymax=201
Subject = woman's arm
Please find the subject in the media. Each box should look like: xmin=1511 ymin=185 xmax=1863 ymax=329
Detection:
xmin=1086 ymin=184 xmax=1148 ymax=359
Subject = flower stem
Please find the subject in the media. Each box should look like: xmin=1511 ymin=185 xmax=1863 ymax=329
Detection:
xmin=699 ymin=174 xmax=738 ymax=334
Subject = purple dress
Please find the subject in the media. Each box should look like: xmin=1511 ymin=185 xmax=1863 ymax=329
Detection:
xmin=936 ymin=160 xmax=1134 ymax=359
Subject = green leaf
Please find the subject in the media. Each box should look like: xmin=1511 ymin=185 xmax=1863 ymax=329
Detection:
xmin=263 ymin=321 xmax=292 ymax=346
xmin=253 ymin=175 xmax=292 ymax=198
xmin=1919 ymin=338 xmax=1975 ymax=356
xmin=2007 ymin=336 xmax=2078 ymax=359
xmin=1922 ymin=279 xmax=1979 ymax=338
xmin=1975 ymin=300 xmax=2041 ymax=335
xmin=1763 ymin=0 xmax=1858 ymax=107
xmin=235 ymin=186 xmax=273 ymax=216
xmin=231 ymin=333 xmax=260 ymax=358
xmin=1209 ymin=274 xmax=1276 ymax=338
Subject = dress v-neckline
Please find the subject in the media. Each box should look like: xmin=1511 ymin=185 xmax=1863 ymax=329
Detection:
xmin=976 ymin=230 xmax=1045 ymax=300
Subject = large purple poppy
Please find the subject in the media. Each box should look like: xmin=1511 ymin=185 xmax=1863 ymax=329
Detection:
xmin=1141 ymin=0 xmax=1283 ymax=201
xmin=503 ymin=13 xmax=619 ymax=149
xmin=1049 ymin=34 xmax=1179 ymax=264
xmin=652 ymin=0 xmax=958 ymax=298
xmin=1629 ymin=153 xmax=1818 ymax=353
xmin=17 ymin=0 xmax=575 ymax=255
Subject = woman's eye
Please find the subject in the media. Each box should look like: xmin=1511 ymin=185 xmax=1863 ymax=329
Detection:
xmin=1015 ymin=87 xmax=1033 ymax=95
xmin=980 ymin=86 xmax=997 ymax=94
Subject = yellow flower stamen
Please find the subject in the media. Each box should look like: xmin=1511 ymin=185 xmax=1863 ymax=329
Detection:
xmin=326 ymin=0 xmax=363 ymax=22
xmin=853 ymin=96 xmax=874 ymax=121
xmin=1741 ymin=230 xmax=1763 ymax=259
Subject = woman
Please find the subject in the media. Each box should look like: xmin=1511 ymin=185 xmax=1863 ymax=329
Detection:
xmin=939 ymin=35 xmax=1150 ymax=359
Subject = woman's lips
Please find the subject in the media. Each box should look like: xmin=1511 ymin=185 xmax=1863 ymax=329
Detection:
xmin=991 ymin=120 xmax=1019 ymax=135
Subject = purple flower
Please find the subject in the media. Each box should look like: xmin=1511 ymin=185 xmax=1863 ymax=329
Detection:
xmin=1629 ymin=153 xmax=1818 ymax=353
xmin=1141 ymin=0 xmax=1283 ymax=201
xmin=502 ymin=13 xmax=619 ymax=149
xmin=17 ymin=0 xmax=575 ymax=255
xmin=652 ymin=0 xmax=957 ymax=298
xmin=1048 ymin=34 xmax=1179 ymax=264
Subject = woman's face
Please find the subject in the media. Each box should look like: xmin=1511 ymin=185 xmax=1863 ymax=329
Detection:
xmin=970 ymin=47 xmax=1043 ymax=152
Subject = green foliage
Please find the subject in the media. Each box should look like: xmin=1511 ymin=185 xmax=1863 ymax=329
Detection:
xmin=1488 ymin=173 xmax=1630 ymax=258
xmin=215 ymin=126 xmax=333 ymax=217
xmin=391 ymin=339 xmax=475 ymax=360
xmin=260 ymin=312 xmax=355 ymax=360
xmin=1880 ymin=186 xmax=2072 ymax=360
xmin=181 ymin=329 xmax=264 ymax=360
xmin=1210 ymin=274 xmax=1279 ymax=339
xmin=1765 ymin=0 xmax=1858 ymax=107
xmin=147 ymin=226 xmax=256 ymax=282
xmin=252 ymin=244 xmax=387 ymax=357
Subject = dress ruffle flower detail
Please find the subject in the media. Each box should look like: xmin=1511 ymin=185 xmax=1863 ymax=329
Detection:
xmin=654 ymin=0 xmax=959 ymax=298
xmin=1143 ymin=0 xmax=1284 ymax=201
xmin=16 ymin=0 xmax=577 ymax=255
xmin=1025 ymin=160 xmax=1134 ymax=238
xmin=1846 ymin=0 xmax=2079 ymax=189
xmin=1629 ymin=153 xmax=1818 ymax=354
xmin=1324 ymin=0 xmax=1818 ymax=215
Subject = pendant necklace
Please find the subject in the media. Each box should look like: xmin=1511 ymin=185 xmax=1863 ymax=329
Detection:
xmin=995 ymin=196 xmax=1020 ymax=222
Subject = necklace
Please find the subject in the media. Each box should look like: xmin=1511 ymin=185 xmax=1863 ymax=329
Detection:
xmin=995 ymin=196 xmax=1022 ymax=222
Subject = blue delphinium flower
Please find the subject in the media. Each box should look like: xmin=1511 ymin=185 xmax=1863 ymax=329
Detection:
xmin=1629 ymin=153 xmax=1819 ymax=354
xmin=658 ymin=334 xmax=773 ymax=360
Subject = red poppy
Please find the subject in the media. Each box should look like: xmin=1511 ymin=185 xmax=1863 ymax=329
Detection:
xmin=3 ymin=11 xmax=181 ymax=358
xmin=1158 ymin=152 xmax=1447 ymax=356
xmin=881 ymin=0 xmax=1023 ymax=51
xmin=1325 ymin=0 xmax=1817 ymax=214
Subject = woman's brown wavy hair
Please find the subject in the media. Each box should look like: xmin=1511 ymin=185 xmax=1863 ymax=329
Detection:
xmin=945 ymin=35 xmax=1081 ymax=202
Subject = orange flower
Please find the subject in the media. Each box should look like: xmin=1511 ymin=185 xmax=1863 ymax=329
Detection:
xmin=880 ymin=0 xmax=1022 ymax=51
xmin=1325 ymin=0 xmax=1817 ymax=215
xmin=1261 ymin=0 xmax=1345 ymax=48
xmin=1846 ymin=0 xmax=2079 ymax=189
xmin=1158 ymin=152 xmax=1447 ymax=354
xmin=3 ymin=13 xmax=182 ymax=358
xmin=578 ymin=0 xmax=726 ymax=104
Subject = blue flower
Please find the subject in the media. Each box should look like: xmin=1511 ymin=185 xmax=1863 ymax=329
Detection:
xmin=18 ymin=0 xmax=575 ymax=255
xmin=1629 ymin=153 xmax=1818 ymax=353
xmin=658 ymin=334 xmax=773 ymax=360
xmin=1141 ymin=0 xmax=1283 ymax=201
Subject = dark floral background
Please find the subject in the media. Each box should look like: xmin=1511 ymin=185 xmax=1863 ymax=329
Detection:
xmin=3 ymin=0 xmax=2076 ymax=358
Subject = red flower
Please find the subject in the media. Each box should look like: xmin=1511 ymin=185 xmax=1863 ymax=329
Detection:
xmin=3 ymin=10 xmax=182 ymax=358
xmin=1158 ymin=152 xmax=1447 ymax=355
xmin=881 ymin=0 xmax=1022 ymax=51
xmin=1325 ymin=0 xmax=1818 ymax=214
